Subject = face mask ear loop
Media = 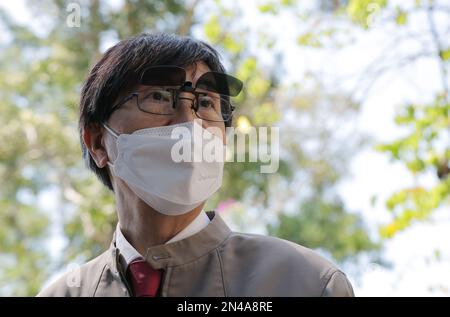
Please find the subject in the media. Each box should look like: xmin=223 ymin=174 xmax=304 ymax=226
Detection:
xmin=102 ymin=123 xmax=120 ymax=170
xmin=102 ymin=123 xmax=120 ymax=138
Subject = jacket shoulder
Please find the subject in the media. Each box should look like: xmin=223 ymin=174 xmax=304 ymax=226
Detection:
xmin=219 ymin=232 xmax=354 ymax=296
xmin=36 ymin=250 xmax=109 ymax=297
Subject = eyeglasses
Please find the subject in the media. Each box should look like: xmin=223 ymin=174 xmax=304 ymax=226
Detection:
xmin=109 ymin=65 xmax=243 ymax=123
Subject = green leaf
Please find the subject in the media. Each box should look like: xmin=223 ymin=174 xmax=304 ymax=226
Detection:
xmin=258 ymin=3 xmax=277 ymax=14
xmin=346 ymin=0 xmax=388 ymax=28
xmin=204 ymin=15 xmax=221 ymax=42
xmin=395 ymin=8 xmax=408 ymax=25
xmin=440 ymin=48 xmax=450 ymax=61
xmin=297 ymin=33 xmax=322 ymax=48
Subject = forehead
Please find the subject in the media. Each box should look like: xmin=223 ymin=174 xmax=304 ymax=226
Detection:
xmin=184 ymin=61 xmax=211 ymax=83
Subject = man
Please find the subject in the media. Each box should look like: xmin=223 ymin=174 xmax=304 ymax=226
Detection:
xmin=38 ymin=33 xmax=354 ymax=297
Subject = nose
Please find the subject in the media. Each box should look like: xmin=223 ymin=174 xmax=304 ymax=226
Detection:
xmin=169 ymin=92 xmax=197 ymax=125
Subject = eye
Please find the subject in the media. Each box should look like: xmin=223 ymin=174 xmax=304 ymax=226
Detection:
xmin=153 ymin=91 xmax=170 ymax=101
xmin=143 ymin=90 xmax=171 ymax=102
xmin=152 ymin=91 xmax=163 ymax=101
xmin=200 ymin=99 xmax=213 ymax=108
xmin=198 ymin=95 xmax=216 ymax=108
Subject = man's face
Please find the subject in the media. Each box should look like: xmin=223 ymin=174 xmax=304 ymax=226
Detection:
xmin=103 ymin=61 xmax=226 ymax=194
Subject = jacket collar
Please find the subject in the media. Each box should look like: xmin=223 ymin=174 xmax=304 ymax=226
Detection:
xmin=107 ymin=211 xmax=231 ymax=273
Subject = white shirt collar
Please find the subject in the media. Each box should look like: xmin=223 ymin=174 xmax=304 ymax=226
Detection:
xmin=115 ymin=210 xmax=210 ymax=269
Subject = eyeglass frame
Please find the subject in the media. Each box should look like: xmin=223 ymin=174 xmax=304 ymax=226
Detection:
xmin=107 ymin=66 xmax=240 ymax=123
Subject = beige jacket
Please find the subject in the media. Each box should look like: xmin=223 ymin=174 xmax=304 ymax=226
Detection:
xmin=37 ymin=212 xmax=354 ymax=297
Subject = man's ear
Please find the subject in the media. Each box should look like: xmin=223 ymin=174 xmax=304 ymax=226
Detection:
xmin=82 ymin=123 xmax=109 ymax=168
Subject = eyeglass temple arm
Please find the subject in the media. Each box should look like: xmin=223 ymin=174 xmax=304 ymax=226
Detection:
xmin=110 ymin=93 xmax=138 ymax=112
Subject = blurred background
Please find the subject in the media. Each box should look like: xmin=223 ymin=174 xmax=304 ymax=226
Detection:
xmin=0 ymin=0 xmax=449 ymax=296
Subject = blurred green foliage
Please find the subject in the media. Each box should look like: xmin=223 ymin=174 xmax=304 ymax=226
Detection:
xmin=347 ymin=0 xmax=387 ymax=28
xmin=268 ymin=196 xmax=377 ymax=262
xmin=376 ymin=96 xmax=450 ymax=237
xmin=342 ymin=0 xmax=449 ymax=238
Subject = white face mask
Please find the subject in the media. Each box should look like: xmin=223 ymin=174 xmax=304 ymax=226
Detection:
xmin=103 ymin=120 xmax=225 ymax=216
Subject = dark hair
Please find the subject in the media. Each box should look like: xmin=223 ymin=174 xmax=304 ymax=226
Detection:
xmin=79 ymin=33 xmax=230 ymax=191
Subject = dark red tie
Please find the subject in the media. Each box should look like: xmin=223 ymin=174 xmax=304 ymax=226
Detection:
xmin=127 ymin=259 xmax=162 ymax=297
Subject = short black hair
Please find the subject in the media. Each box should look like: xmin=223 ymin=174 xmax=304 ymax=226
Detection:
xmin=79 ymin=33 xmax=230 ymax=191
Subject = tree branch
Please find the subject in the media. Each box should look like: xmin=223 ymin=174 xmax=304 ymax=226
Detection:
xmin=427 ymin=2 xmax=450 ymax=103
